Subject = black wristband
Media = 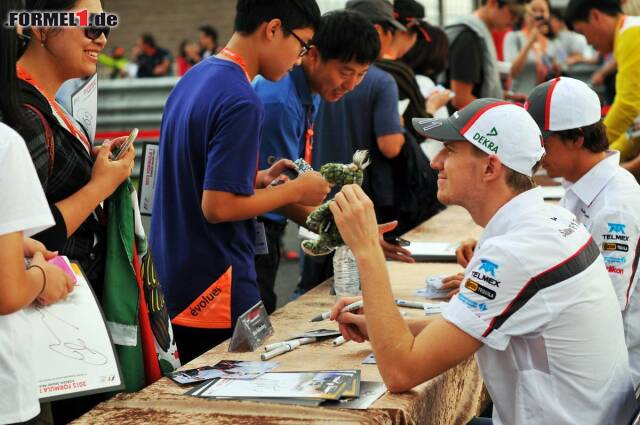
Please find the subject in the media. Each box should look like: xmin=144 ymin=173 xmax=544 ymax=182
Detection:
xmin=28 ymin=264 xmax=47 ymax=296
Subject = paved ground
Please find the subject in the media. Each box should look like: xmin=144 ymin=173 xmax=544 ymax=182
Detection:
xmin=274 ymin=223 xmax=304 ymax=309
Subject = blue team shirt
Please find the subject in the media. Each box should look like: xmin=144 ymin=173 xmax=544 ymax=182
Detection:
xmin=253 ymin=66 xmax=321 ymax=223
xmin=149 ymin=57 xmax=264 ymax=324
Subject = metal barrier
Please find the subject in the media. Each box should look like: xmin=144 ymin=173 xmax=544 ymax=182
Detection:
xmin=96 ymin=77 xmax=178 ymax=179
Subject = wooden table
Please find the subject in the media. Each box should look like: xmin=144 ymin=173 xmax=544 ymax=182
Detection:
xmin=75 ymin=206 xmax=487 ymax=425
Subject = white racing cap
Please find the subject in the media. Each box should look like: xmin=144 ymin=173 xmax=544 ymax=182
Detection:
xmin=525 ymin=77 xmax=601 ymax=138
xmin=412 ymin=98 xmax=545 ymax=177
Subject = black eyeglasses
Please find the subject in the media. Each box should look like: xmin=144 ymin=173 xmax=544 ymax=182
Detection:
xmin=84 ymin=14 xmax=111 ymax=41
xmin=282 ymin=25 xmax=311 ymax=57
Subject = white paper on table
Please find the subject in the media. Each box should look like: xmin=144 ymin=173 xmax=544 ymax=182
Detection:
xmin=199 ymin=372 xmax=347 ymax=399
xmin=324 ymin=381 xmax=387 ymax=410
xmin=540 ymin=186 xmax=566 ymax=200
xmin=408 ymin=242 xmax=457 ymax=262
xmin=70 ymin=73 xmax=98 ymax=143
xmin=23 ymin=258 xmax=123 ymax=402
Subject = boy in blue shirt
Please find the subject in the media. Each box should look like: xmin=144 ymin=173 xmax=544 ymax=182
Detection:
xmin=253 ymin=10 xmax=380 ymax=313
xmin=150 ymin=0 xmax=330 ymax=363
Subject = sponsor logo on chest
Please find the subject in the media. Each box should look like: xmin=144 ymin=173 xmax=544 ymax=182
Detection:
xmin=603 ymin=242 xmax=629 ymax=253
xmin=465 ymin=279 xmax=497 ymax=300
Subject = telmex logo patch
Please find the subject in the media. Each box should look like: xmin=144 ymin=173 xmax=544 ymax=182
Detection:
xmin=479 ymin=259 xmax=499 ymax=277
xmin=608 ymin=223 xmax=626 ymax=234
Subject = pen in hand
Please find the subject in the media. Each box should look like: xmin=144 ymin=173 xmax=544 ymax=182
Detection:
xmin=309 ymin=299 xmax=363 ymax=322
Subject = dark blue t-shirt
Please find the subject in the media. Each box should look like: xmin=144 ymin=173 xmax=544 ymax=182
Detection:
xmin=314 ymin=65 xmax=401 ymax=208
xmin=149 ymin=57 xmax=264 ymax=327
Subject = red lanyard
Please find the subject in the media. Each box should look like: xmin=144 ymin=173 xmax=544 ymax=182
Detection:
xmin=304 ymin=107 xmax=314 ymax=164
xmin=17 ymin=66 xmax=91 ymax=154
xmin=219 ymin=48 xmax=251 ymax=82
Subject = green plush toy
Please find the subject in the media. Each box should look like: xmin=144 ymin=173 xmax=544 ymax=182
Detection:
xmin=301 ymin=150 xmax=370 ymax=256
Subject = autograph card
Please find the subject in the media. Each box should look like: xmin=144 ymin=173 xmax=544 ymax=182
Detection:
xmin=23 ymin=258 xmax=123 ymax=401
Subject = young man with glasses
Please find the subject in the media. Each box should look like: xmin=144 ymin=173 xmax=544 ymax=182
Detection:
xmin=150 ymin=0 xmax=331 ymax=363
xmin=252 ymin=10 xmax=382 ymax=313
xmin=445 ymin=0 xmax=528 ymax=110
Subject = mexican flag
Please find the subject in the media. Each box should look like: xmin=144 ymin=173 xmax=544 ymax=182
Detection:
xmin=102 ymin=180 xmax=180 ymax=392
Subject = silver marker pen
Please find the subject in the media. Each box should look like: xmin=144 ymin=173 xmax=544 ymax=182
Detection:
xmin=395 ymin=299 xmax=426 ymax=309
xmin=261 ymin=340 xmax=302 ymax=361
xmin=309 ymin=299 xmax=364 ymax=322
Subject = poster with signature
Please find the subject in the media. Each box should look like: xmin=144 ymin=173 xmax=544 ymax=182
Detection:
xmin=137 ymin=142 xmax=159 ymax=216
xmin=23 ymin=258 xmax=123 ymax=402
xmin=70 ymin=73 xmax=98 ymax=143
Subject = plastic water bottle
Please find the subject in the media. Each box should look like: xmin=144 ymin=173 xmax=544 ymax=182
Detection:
xmin=333 ymin=246 xmax=361 ymax=297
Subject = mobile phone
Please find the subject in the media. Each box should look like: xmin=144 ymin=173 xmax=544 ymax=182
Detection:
xmin=111 ymin=128 xmax=138 ymax=160
xmin=383 ymin=236 xmax=411 ymax=247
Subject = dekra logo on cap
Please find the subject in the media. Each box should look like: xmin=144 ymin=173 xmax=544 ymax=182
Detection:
xmin=472 ymin=127 xmax=499 ymax=153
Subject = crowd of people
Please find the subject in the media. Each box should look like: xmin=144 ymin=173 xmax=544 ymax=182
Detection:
xmin=97 ymin=24 xmax=222 ymax=78
xmin=1 ymin=0 xmax=640 ymax=424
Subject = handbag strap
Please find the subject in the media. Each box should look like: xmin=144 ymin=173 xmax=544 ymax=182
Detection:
xmin=23 ymin=103 xmax=55 ymax=177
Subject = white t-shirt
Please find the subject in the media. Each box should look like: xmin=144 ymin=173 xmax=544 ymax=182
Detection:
xmin=560 ymin=150 xmax=640 ymax=387
xmin=443 ymin=187 xmax=636 ymax=425
xmin=503 ymin=31 xmax=558 ymax=95
xmin=0 ymin=122 xmax=54 ymax=423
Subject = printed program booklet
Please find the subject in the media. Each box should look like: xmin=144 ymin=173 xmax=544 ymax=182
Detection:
xmin=168 ymin=360 xmax=279 ymax=385
xmin=187 ymin=370 xmax=360 ymax=401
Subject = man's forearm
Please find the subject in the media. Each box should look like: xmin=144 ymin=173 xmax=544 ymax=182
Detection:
xmin=355 ymin=245 xmax=416 ymax=386
xmin=202 ymin=184 xmax=300 ymax=224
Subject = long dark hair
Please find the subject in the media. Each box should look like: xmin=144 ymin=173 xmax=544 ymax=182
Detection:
xmin=1 ymin=0 xmax=80 ymax=129
xmin=401 ymin=21 xmax=449 ymax=81
xmin=0 ymin=0 xmax=26 ymax=129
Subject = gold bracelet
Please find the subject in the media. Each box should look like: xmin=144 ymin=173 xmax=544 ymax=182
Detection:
xmin=28 ymin=264 xmax=47 ymax=296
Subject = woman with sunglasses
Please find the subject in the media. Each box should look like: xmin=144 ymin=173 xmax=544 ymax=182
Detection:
xmin=14 ymin=0 xmax=134 ymax=301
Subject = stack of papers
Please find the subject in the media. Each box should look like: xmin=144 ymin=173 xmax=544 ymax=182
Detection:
xmin=168 ymin=360 xmax=278 ymax=385
xmin=185 ymin=369 xmax=386 ymax=410
xmin=408 ymin=242 xmax=457 ymax=262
